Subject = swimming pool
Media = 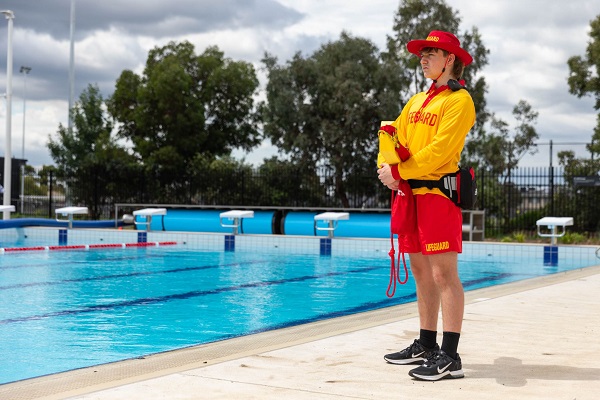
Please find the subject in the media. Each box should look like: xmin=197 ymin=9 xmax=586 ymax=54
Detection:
xmin=0 ymin=228 xmax=598 ymax=385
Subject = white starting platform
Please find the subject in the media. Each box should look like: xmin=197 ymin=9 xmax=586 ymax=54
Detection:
xmin=536 ymin=216 xmax=574 ymax=266
xmin=133 ymin=208 xmax=167 ymax=232
xmin=536 ymin=217 xmax=574 ymax=245
xmin=219 ymin=210 xmax=254 ymax=235
xmin=0 ymin=205 xmax=15 ymax=220
xmin=55 ymin=206 xmax=89 ymax=229
xmin=314 ymin=212 xmax=349 ymax=238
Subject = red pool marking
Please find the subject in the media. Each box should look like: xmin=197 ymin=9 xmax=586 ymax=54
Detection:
xmin=48 ymin=245 xmax=87 ymax=250
xmin=125 ymin=242 xmax=154 ymax=247
xmin=125 ymin=241 xmax=178 ymax=247
xmin=3 ymin=246 xmax=48 ymax=252
xmin=0 ymin=241 xmax=178 ymax=253
xmin=89 ymin=243 xmax=124 ymax=249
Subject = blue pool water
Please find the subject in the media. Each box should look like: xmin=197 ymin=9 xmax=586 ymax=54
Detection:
xmin=0 ymin=240 xmax=597 ymax=385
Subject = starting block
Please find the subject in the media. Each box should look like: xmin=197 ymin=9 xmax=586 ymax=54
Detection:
xmin=536 ymin=216 xmax=573 ymax=266
xmin=536 ymin=217 xmax=573 ymax=245
xmin=220 ymin=210 xmax=254 ymax=235
xmin=55 ymin=206 xmax=88 ymax=229
xmin=133 ymin=208 xmax=167 ymax=232
xmin=0 ymin=205 xmax=15 ymax=221
xmin=314 ymin=212 xmax=349 ymax=238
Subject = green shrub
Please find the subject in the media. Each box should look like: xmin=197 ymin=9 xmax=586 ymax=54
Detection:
xmin=512 ymin=232 xmax=526 ymax=243
xmin=559 ymin=232 xmax=587 ymax=244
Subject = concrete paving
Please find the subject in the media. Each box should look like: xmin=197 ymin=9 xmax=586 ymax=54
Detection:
xmin=2 ymin=265 xmax=599 ymax=400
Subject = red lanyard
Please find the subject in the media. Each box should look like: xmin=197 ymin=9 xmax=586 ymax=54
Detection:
xmin=414 ymin=83 xmax=449 ymax=121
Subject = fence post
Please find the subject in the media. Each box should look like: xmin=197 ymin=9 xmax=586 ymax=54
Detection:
xmin=241 ymin=169 xmax=245 ymax=205
xmin=480 ymin=168 xmax=484 ymax=210
xmin=549 ymin=140 xmax=554 ymax=216
xmin=48 ymin=170 xmax=53 ymax=219
xmin=549 ymin=165 xmax=555 ymax=216
xmin=94 ymin=166 xmax=99 ymax=219
xmin=506 ymin=166 xmax=512 ymax=234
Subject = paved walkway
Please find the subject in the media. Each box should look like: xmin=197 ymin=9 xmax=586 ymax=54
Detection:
xmin=3 ymin=265 xmax=599 ymax=400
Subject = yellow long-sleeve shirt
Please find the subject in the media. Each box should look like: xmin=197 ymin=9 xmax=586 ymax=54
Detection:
xmin=379 ymin=86 xmax=476 ymax=197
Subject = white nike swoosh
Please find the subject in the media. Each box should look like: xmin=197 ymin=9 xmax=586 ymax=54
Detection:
xmin=411 ymin=351 xmax=424 ymax=358
xmin=437 ymin=363 xmax=451 ymax=374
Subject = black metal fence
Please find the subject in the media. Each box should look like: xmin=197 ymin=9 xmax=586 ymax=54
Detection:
xmin=476 ymin=167 xmax=592 ymax=237
xmin=9 ymin=166 xmax=599 ymax=237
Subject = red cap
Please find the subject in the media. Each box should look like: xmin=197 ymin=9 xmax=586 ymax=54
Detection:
xmin=407 ymin=31 xmax=473 ymax=66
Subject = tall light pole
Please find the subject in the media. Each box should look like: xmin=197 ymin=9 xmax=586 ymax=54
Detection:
xmin=19 ymin=66 xmax=31 ymax=214
xmin=19 ymin=66 xmax=30 ymax=159
xmin=68 ymin=0 xmax=75 ymax=132
xmin=2 ymin=10 xmax=14 ymax=220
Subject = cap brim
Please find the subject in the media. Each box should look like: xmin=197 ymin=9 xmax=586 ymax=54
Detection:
xmin=407 ymin=40 xmax=473 ymax=66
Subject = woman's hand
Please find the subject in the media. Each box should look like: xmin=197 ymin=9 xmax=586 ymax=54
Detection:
xmin=377 ymin=163 xmax=397 ymax=186
xmin=386 ymin=180 xmax=399 ymax=190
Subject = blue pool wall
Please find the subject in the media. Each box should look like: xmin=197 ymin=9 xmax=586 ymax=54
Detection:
xmin=0 ymin=218 xmax=120 ymax=229
xmin=150 ymin=209 xmax=390 ymax=238
xmin=284 ymin=211 xmax=389 ymax=238
xmin=153 ymin=209 xmax=276 ymax=234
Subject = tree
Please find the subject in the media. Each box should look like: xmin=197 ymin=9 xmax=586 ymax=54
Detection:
xmin=48 ymin=85 xmax=111 ymax=176
xmin=567 ymin=14 xmax=600 ymax=157
xmin=260 ymin=32 xmax=403 ymax=208
xmin=462 ymin=100 xmax=539 ymax=233
xmin=555 ymin=150 xmax=600 ymax=232
xmin=465 ymin=100 xmax=539 ymax=174
xmin=108 ymin=41 xmax=261 ymax=195
xmin=552 ymin=14 xmax=600 ymax=232
xmin=254 ymin=157 xmax=326 ymax=207
xmin=47 ymin=84 xmax=137 ymax=218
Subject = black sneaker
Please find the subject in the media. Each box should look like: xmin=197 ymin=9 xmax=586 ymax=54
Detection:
xmin=384 ymin=339 xmax=439 ymax=365
xmin=408 ymin=349 xmax=464 ymax=381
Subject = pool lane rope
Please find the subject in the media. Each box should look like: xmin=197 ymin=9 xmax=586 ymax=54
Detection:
xmin=0 ymin=241 xmax=177 ymax=254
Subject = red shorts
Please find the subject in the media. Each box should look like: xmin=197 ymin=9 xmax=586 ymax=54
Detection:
xmin=400 ymin=193 xmax=463 ymax=255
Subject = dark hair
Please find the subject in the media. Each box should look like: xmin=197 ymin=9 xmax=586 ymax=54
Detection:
xmin=420 ymin=47 xmax=465 ymax=79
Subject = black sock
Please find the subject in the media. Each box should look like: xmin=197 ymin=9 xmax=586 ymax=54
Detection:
xmin=441 ymin=331 xmax=460 ymax=359
xmin=419 ymin=329 xmax=437 ymax=349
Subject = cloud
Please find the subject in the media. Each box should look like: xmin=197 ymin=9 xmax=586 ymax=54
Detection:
xmin=451 ymin=0 xmax=598 ymax=163
xmin=2 ymin=0 xmax=303 ymax=39
xmin=1 ymin=0 xmax=304 ymax=99
xmin=0 ymin=0 xmax=598 ymax=167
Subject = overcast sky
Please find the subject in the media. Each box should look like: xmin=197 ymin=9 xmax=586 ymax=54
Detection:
xmin=0 ymin=0 xmax=598 ymax=168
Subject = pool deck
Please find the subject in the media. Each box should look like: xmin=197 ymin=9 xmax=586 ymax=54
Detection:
xmin=2 ymin=264 xmax=599 ymax=400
